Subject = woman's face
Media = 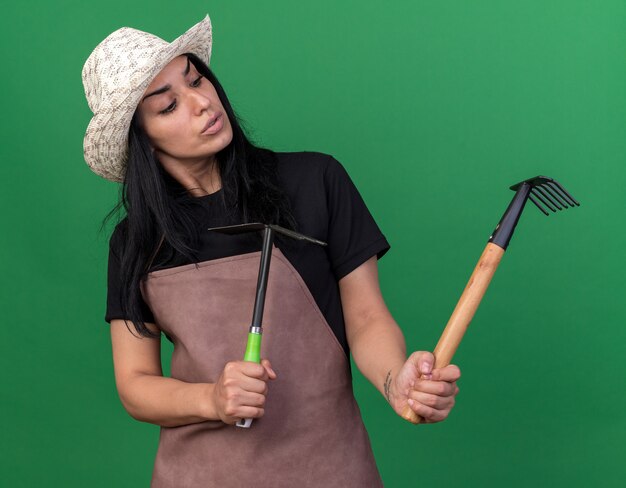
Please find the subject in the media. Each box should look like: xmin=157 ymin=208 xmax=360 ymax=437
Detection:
xmin=135 ymin=55 xmax=233 ymax=177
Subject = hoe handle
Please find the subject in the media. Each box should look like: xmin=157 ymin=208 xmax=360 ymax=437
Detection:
xmin=401 ymin=242 xmax=505 ymax=424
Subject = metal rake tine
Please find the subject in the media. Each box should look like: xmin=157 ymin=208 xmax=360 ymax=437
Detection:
xmin=530 ymin=188 xmax=558 ymax=212
xmin=538 ymin=183 xmax=568 ymax=209
xmin=528 ymin=193 xmax=550 ymax=216
xmin=534 ymin=185 xmax=564 ymax=210
xmin=546 ymin=181 xmax=579 ymax=207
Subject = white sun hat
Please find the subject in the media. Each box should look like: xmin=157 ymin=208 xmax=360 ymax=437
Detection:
xmin=81 ymin=15 xmax=213 ymax=182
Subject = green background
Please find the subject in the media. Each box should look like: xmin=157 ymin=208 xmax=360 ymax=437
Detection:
xmin=1 ymin=1 xmax=624 ymax=486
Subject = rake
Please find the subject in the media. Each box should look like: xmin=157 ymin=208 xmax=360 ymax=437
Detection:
xmin=402 ymin=176 xmax=580 ymax=424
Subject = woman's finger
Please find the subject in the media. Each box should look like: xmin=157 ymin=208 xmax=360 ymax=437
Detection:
xmin=238 ymin=361 xmax=270 ymax=380
xmin=238 ymin=391 xmax=267 ymax=408
xmin=430 ymin=364 xmax=461 ymax=382
xmin=225 ymin=406 xmax=265 ymax=424
xmin=261 ymin=359 xmax=277 ymax=379
xmin=222 ymin=390 xmax=267 ymax=414
xmin=413 ymin=377 xmax=456 ymax=397
xmin=234 ymin=376 xmax=270 ymax=395
xmin=408 ymin=390 xmax=455 ymax=410
xmin=407 ymin=399 xmax=449 ymax=423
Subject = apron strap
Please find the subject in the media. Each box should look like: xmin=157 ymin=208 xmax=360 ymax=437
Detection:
xmin=145 ymin=233 xmax=166 ymax=272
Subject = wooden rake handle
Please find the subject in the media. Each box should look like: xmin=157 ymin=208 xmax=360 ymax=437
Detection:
xmin=401 ymin=242 xmax=505 ymax=424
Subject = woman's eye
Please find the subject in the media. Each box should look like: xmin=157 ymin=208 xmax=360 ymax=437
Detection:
xmin=158 ymin=76 xmax=202 ymax=114
xmin=159 ymin=101 xmax=176 ymax=115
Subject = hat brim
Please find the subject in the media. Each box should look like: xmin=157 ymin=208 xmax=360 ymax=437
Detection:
xmin=83 ymin=15 xmax=213 ymax=183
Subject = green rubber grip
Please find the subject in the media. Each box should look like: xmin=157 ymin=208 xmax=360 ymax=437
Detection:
xmin=243 ymin=332 xmax=262 ymax=363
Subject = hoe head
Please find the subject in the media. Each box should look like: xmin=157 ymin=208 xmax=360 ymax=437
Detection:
xmin=206 ymin=223 xmax=327 ymax=246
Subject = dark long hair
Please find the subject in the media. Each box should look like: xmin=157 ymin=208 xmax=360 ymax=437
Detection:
xmin=102 ymin=53 xmax=298 ymax=339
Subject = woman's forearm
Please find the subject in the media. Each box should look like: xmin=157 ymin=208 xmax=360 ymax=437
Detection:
xmin=118 ymin=374 xmax=218 ymax=427
xmin=348 ymin=312 xmax=408 ymax=402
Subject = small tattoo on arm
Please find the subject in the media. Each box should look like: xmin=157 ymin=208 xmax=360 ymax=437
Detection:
xmin=384 ymin=370 xmax=392 ymax=402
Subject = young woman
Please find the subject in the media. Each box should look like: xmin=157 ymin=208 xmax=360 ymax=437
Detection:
xmin=82 ymin=15 xmax=461 ymax=487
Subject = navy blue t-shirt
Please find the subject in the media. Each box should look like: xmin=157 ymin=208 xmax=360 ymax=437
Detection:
xmin=105 ymin=151 xmax=390 ymax=356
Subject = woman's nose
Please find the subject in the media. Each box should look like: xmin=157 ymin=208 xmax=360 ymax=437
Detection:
xmin=188 ymin=88 xmax=211 ymax=113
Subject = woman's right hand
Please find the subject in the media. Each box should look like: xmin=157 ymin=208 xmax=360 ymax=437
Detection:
xmin=211 ymin=358 xmax=277 ymax=425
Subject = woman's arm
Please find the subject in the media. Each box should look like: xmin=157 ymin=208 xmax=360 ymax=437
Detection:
xmin=110 ymin=319 xmax=276 ymax=427
xmin=339 ymin=256 xmax=461 ymax=423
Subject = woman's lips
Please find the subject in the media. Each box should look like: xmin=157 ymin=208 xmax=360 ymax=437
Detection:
xmin=201 ymin=113 xmax=224 ymax=135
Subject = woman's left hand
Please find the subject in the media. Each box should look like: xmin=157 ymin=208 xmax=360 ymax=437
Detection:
xmin=387 ymin=351 xmax=461 ymax=424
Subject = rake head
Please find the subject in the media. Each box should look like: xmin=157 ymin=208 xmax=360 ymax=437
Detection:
xmin=489 ymin=175 xmax=580 ymax=250
xmin=510 ymin=176 xmax=580 ymax=216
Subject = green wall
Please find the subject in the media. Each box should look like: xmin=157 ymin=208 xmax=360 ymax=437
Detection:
xmin=1 ymin=1 xmax=624 ymax=486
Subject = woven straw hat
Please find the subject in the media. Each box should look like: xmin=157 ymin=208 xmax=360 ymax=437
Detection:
xmin=82 ymin=15 xmax=213 ymax=182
